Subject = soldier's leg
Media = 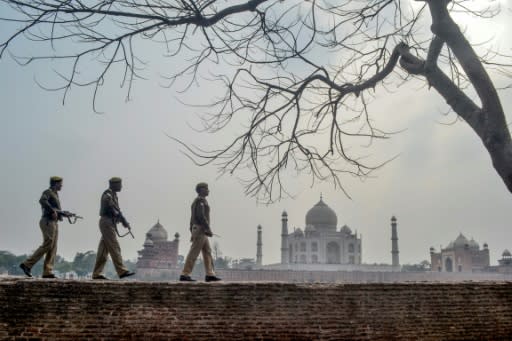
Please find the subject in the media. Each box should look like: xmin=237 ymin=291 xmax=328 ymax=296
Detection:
xmin=98 ymin=218 xmax=128 ymax=276
xmin=201 ymin=237 xmax=215 ymax=276
xmin=42 ymin=221 xmax=58 ymax=276
xmin=181 ymin=225 xmax=206 ymax=276
xmin=24 ymin=218 xmax=57 ymax=269
xmin=92 ymin=237 xmax=108 ymax=277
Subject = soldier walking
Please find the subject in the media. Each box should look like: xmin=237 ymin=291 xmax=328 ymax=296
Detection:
xmin=180 ymin=182 xmax=221 ymax=282
xmin=20 ymin=176 xmax=67 ymax=278
xmin=92 ymin=177 xmax=135 ymax=280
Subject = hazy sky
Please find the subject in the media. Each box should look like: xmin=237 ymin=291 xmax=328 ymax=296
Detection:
xmin=1 ymin=1 xmax=512 ymax=267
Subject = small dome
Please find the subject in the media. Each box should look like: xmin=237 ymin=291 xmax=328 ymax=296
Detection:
xmin=147 ymin=220 xmax=168 ymax=242
xmin=453 ymin=233 xmax=469 ymax=247
xmin=293 ymin=228 xmax=304 ymax=237
xmin=305 ymin=197 xmax=337 ymax=229
xmin=174 ymin=232 xmax=180 ymax=240
xmin=468 ymin=238 xmax=479 ymax=249
xmin=503 ymin=249 xmax=511 ymax=257
xmin=305 ymin=225 xmax=317 ymax=232
xmin=282 ymin=211 xmax=288 ymax=217
xmin=340 ymin=225 xmax=352 ymax=234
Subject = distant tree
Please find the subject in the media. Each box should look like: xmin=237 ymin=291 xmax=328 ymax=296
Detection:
xmin=214 ymin=256 xmax=232 ymax=270
xmin=0 ymin=251 xmax=23 ymax=275
xmin=2 ymin=1 xmax=512 ymax=201
xmin=72 ymin=250 xmax=96 ymax=277
xmin=1 ymin=250 xmax=129 ymax=277
xmin=232 ymin=257 xmax=256 ymax=270
xmin=402 ymin=260 xmax=431 ymax=272
xmin=53 ymin=255 xmax=73 ymax=274
xmin=0 ymin=251 xmax=17 ymax=268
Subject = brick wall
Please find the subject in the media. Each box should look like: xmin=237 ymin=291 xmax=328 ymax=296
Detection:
xmin=1 ymin=278 xmax=512 ymax=340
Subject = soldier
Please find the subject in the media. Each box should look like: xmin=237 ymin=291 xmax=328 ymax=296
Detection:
xmin=180 ymin=182 xmax=221 ymax=282
xmin=92 ymin=177 xmax=135 ymax=280
xmin=20 ymin=176 xmax=66 ymax=278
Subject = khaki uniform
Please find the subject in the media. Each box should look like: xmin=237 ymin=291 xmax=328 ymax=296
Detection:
xmin=181 ymin=196 xmax=215 ymax=276
xmin=92 ymin=189 xmax=128 ymax=277
xmin=23 ymin=189 xmax=61 ymax=276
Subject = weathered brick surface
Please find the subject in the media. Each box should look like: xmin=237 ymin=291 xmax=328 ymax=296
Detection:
xmin=1 ymin=278 xmax=512 ymax=340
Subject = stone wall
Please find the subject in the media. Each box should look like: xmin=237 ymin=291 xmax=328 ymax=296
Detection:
xmin=1 ymin=278 xmax=512 ymax=340
xmin=217 ymin=269 xmax=512 ymax=282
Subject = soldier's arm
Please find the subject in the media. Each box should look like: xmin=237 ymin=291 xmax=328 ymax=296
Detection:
xmin=39 ymin=191 xmax=57 ymax=213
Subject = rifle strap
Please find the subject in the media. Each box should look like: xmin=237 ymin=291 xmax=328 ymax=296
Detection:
xmin=66 ymin=216 xmax=80 ymax=224
xmin=114 ymin=225 xmax=133 ymax=238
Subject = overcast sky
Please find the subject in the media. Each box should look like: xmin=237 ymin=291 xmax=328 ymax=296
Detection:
xmin=1 ymin=1 xmax=512 ymax=267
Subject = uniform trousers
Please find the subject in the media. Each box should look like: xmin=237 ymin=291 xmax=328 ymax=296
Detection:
xmin=24 ymin=218 xmax=58 ymax=276
xmin=182 ymin=224 xmax=215 ymax=276
xmin=93 ymin=216 xmax=128 ymax=277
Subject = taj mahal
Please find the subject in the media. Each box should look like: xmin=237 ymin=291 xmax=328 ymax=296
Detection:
xmin=261 ymin=196 xmax=399 ymax=272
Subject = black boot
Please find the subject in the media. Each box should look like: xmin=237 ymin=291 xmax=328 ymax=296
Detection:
xmin=179 ymin=275 xmax=196 ymax=282
xmin=119 ymin=271 xmax=136 ymax=279
xmin=19 ymin=264 xmax=32 ymax=278
xmin=205 ymin=275 xmax=222 ymax=282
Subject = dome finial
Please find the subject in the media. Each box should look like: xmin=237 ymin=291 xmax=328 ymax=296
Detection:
xmin=320 ymin=193 xmax=323 ymax=201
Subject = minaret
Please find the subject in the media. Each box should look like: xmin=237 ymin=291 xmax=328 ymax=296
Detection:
xmin=256 ymin=225 xmax=263 ymax=267
xmin=391 ymin=216 xmax=400 ymax=270
xmin=281 ymin=211 xmax=289 ymax=264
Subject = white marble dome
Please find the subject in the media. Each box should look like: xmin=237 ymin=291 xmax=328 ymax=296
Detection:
xmin=305 ymin=197 xmax=337 ymax=229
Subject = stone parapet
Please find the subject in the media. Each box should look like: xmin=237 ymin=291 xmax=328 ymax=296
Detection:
xmin=1 ymin=278 xmax=512 ymax=340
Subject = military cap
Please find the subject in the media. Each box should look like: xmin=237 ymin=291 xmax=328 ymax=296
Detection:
xmin=109 ymin=177 xmax=122 ymax=184
xmin=49 ymin=176 xmax=63 ymax=186
xmin=195 ymin=182 xmax=208 ymax=193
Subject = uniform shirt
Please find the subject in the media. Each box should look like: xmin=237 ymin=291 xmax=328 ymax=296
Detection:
xmin=39 ymin=188 xmax=61 ymax=219
xmin=190 ymin=196 xmax=210 ymax=230
xmin=99 ymin=189 xmax=121 ymax=218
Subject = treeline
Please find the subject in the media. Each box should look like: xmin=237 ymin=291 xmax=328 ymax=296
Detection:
xmin=0 ymin=250 xmax=136 ymax=278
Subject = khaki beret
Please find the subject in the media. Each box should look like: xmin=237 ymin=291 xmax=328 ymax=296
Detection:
xmin=109 ymin=177 xmax=122 ymax=183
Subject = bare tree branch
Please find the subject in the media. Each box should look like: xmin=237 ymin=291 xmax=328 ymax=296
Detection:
xmin=2 ymin=0 xmax=512 ymax=201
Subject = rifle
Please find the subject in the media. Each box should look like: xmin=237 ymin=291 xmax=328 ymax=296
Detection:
xmin=58 ymin=211 xmax=83 ymax=224
xmin=114 ymin=211 xmax=135 ymax=239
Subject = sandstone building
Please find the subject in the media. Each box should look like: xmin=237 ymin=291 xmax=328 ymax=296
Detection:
xmin=136 ymin=220 xmax=180 ymax=279
xmin=429 ymin=233 xmax=489 ymax=272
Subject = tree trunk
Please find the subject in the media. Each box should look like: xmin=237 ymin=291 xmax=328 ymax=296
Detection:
xmin=421 ymin=0 xmax=512 ymax=193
